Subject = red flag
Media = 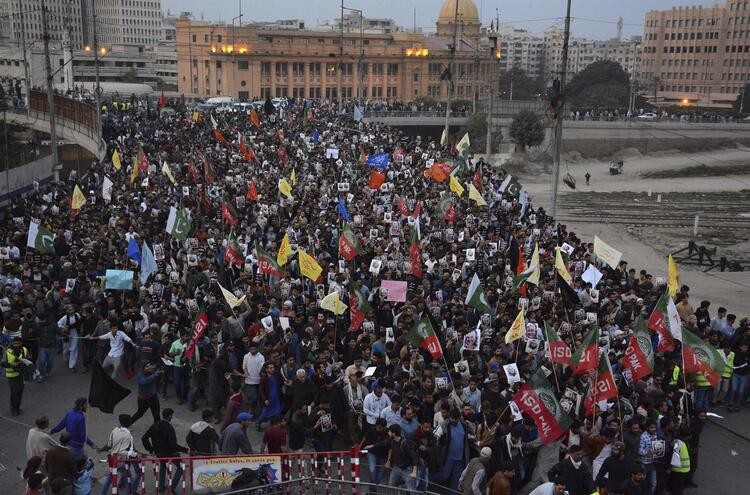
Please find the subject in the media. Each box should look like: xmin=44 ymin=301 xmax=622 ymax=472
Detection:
xmin=246 ymin=181 xmax=258 ymax=201
xmin=249 ymin=108 xmax=261 ymax=128
xmin=188 ymin=162 xmax=199 ymax=184
xmin=203 ymin=161 xmax=215 ymax=183
xmin=647 ymin=292 xmax=675 ymax=352
xmin=224 ymin=240 xmax=243 ymax=267
xmin=184 ymin=311 xmax=209 ymax=360
xmin=584 ymin=353 xmax=619 ymax=415
xmin=158 ymin=91 xmax=166 ymax=109
xmin=472 ymin=170 xmax=483 ymax=191
xmin=544 ymin=323 xmax=571 ymax=366
xmin=338 ymin=225 xmax=361 ymax=261
xmin=138 ymin=148 xmax=150 ymax=173
xmin=239 ymin=134 xmax=249 ymax=155
xmin=512 ymin=370 xmax=570 ymax=445
xmin=277 ymin=147 xmax=289 ymax=166
xmin=221 ymin=198 xmax=239 ymax=226
xmin=424 ymin=162 xmax=448 ymax=182
xmin=213 ymin=128 xmax=228 ymax=144
xmin=412 ymin=201 xmax=421 ymax=219
xmin=444 ymin=203 xmax=457 ymax=222
xmin=516 ymin=245 xmax=527 ymax=298
xmin=623 ymin=335 xmax=653 ymax=382
xmin=396 ymin=196 xmax=409 ymax=216
xmin=409 ymin=229 xmax=422 ymax=278
xmin=359 ymin=144 xmax=367 ymax=165
xmin=568 ymin=326 xmax=599 ymax=375
xmin=368 ymin=171 xmax=385 ymax=190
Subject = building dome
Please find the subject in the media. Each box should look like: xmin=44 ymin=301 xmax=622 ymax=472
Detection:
xmin=437 ymin=0 xmax=479 ymax=23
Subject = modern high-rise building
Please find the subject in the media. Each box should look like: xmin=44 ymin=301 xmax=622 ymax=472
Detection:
xmin=641 ymin=1 xmax=750 ymax=108
xmin=494 ymin=26 xmax=545 ymax=80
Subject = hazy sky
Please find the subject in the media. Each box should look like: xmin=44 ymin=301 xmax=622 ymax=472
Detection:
xmin=163 ymin=0 xmax=713 ymax=39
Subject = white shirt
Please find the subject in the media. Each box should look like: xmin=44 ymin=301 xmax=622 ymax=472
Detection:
xmin=98 ymin=331 xmax=133 ymax=358
xmin=363 ymin=391 xmax=391 ymax=425
xmin=242 ymin=351 xmax=265 ymax=385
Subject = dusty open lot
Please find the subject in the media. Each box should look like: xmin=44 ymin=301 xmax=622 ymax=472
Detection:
xmin=511 ymin=146 xmax=750 ymax=314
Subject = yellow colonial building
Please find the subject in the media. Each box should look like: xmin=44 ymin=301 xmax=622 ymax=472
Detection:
xmin=176 ymin=0 xmax=500 ymax=102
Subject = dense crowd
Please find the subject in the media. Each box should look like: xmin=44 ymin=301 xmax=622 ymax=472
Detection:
xmin=3 ymin=95 xmax=748 ymax=495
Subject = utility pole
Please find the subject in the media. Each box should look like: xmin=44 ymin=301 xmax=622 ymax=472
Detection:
xmin=443 ymin=0 xmax=460 ymax=143
xmin=487 ymin=31 xmax=498 ymax=155
xmin=550 ymin=0 xmax=572 ymax=220
xmin=18 ymin=0 xmax=30 ymax=112
xmin=92 ymin=1 xmax=102 ymax=144
xmin=337 ymin=0 xmax=344 ymax=114
xmin=41 ymin=0 xmax=60 ymax=182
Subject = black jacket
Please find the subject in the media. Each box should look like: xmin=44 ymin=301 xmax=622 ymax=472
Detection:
xmin=548 ymin=458 xmax=594 ymax=495
xmin=142 ymin=420 xmax=187 ymax=457
xmin=595 ymin=455 xmax=634 ymax=488
xmin=186 ymin=421 xmax=220 ymax=455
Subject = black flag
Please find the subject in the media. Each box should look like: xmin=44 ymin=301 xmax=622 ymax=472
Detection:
xmin=557 ymin=273 xmax=580 ymax=310
xmin=89 ymin=362 xmax=131 ymax=414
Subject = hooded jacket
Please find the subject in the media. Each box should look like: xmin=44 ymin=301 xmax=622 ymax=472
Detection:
xmin=186 ymin=421 xmax=220 ymax=455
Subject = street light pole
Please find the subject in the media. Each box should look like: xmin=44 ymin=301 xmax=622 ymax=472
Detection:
xmin=92 ymin=1 xmax=102 ymax=143
xmin=18 ymin=0 xmax=30 ymax=112
xmin=41 ymin=0 xmax=60 ymax=182
xmin=443 ymin=0 xmax=460 ymax=142
xmin=337 ymin=0 xmax=344 ymax=113
xmin=550 ymin=0 xmax=572 ymax=220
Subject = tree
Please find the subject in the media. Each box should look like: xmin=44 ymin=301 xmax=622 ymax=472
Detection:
xmin=566 ymin=60 xmax=631 ymax=109
xmin=458 ymin=113 xmax=502 ymax=153
xmin=498 ymin=68 xmax=544 ymax=100
xmin=508 ymin=111 xmax=545 ymax=152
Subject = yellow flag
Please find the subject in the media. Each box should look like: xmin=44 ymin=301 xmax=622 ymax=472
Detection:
xmin=320 ymin=291 xmax=348 ymax=315
xmin=555 ymin=247 xmax=572 ymax=285
xmin=71 ymin=185 xmax=86 ymax=210
xmin=468 ymin=183 xmax=486 ymax=206
xmin=593 ymin=235 xmax=622 ymax=269
xmin=440 ymin=128 xmax=447 ymax=146
xmin=667 ymin=254 xmax=680 ymax=297
xmin=192 ymin=111 xmax=200 ymax=122
xmin=298 ymin=249 xmax=322 ymax=281
xmin=505 ymin=309 xmax=525 ymax=344
xmin=449 ymin=175 xmax=465 ymax=197
xmin=528 ymin=243 xmax=540 ymax=286
xmin=277 ymin=233 xmax=292 ymax=266
xmin=161 ymin=161 xmax=176 ymax=186
xmin=278 ymin=178 xmax=293 ymax=199
xmin=218 ymin=282 xmax=246 ymax=309
xmin=112 ymin=149 xmax=122 ymax=170
xmin=290 ymin=168 xmax=296 ymax=185
xmin=130 ymin=157 xmax=139 ymax=185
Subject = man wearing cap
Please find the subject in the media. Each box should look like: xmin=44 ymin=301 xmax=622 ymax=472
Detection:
xmin=458 ymin=446 xmax=492 ymax=495
xmin=219 ymin=412 xmax=254 ymax=455
xmin=2 ymin=335 xmax=29 ymax=415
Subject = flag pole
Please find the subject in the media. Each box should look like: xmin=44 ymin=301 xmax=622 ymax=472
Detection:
xmin=680 ymin=344 xmax=691 ymax=426
xmin=616 ymin=397 xmax=625 ymax=438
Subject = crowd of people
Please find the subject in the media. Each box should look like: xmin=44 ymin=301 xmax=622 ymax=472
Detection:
xmin=2 ymin=93 xmax=748 ymax=495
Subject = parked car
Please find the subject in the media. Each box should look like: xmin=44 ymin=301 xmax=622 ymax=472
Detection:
xmin=637 ymin=112 xmax=657 ymax=121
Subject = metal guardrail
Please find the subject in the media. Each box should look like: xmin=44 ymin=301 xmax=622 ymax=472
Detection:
xmin=220 ymin=477 xmax=447 ymax=495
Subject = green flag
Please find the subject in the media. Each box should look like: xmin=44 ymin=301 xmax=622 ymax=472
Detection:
xmin=465 ymin=273 xmax=491 ymax=313
xmin=27 ymin=222 xmax=54 ymax=254
xmin=166 ymin=206 xmax=191 ymax=241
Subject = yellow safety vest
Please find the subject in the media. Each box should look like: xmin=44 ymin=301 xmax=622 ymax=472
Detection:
xmin=694 ymin=371 xmax=710 ymax=388
xmin=4 ymin=347 xmax=29 ymax=379
xmin=668 ymin=366 xmax=680 ymax=386
xmin=672 ymin=441 xmax=690 ymax=473
xmin=723 ymin=351 xmax=735 ymax=379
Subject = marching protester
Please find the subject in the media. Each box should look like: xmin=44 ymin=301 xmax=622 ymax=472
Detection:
xmin=3 ymin=93 xmax=747 ymax=495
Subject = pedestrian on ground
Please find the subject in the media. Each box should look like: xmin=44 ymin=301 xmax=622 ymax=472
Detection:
xmin=44 ymin=432 xmax=78 ymax=487
xmin=51 ymin=398 xmax=97 ymax=461
xmin=99 ymin=414 xmax=140 ymax=495
xmin=129 ymin=362 xmax=162 ymax=425
xmin=27 ymin=415 xmax=61 ymax=462
xmin=458 ymin=446 xmax=492 ymax=495
xmin=186 ymin=409 xmax=220 ymax=455
xmin=218 ymin=412 xmax=254 ymax=455
xmin=141 ymin=408 xmax=187 ymax=493
xmin=2 ymin=336 xmax=30 ymax=416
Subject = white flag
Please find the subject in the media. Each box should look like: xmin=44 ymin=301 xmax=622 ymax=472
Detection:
xmin=102 ymin=176 xmax=113 ymax=202
xmin=666 ymin=297 xmax=683 ymax=342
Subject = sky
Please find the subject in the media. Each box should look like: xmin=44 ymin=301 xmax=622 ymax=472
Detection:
xmin=162 ymin=0 xmax=715 ymax=39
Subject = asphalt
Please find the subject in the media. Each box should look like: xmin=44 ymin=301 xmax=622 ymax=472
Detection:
xmin=0 ymin=358 xmax=748 ymax=494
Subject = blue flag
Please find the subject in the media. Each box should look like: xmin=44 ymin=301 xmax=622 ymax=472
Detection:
xmin=140 ymin=242 xmax=158 ymax=284
xmin=366 ymin=153 xmax=390 ymax=170
xmin=353 ymin=105 xmax=363 ymax=122
xmin=105 ymin=269 xmax=134 ymax=290
xmin=127 ymin=238 xmax=141 ymax=264
xmin=337 ymin=196 xmax=350 ymax=222
xmin=313 ymin=128 xmax=320 ymax=144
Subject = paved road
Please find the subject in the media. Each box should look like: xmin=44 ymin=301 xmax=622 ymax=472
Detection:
xmin=1 ymin=358 xmax=748 ymax=494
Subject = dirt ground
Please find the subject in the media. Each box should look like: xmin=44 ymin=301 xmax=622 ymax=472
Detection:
xmin=502 ymin=146 xmax=750 ymax=315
